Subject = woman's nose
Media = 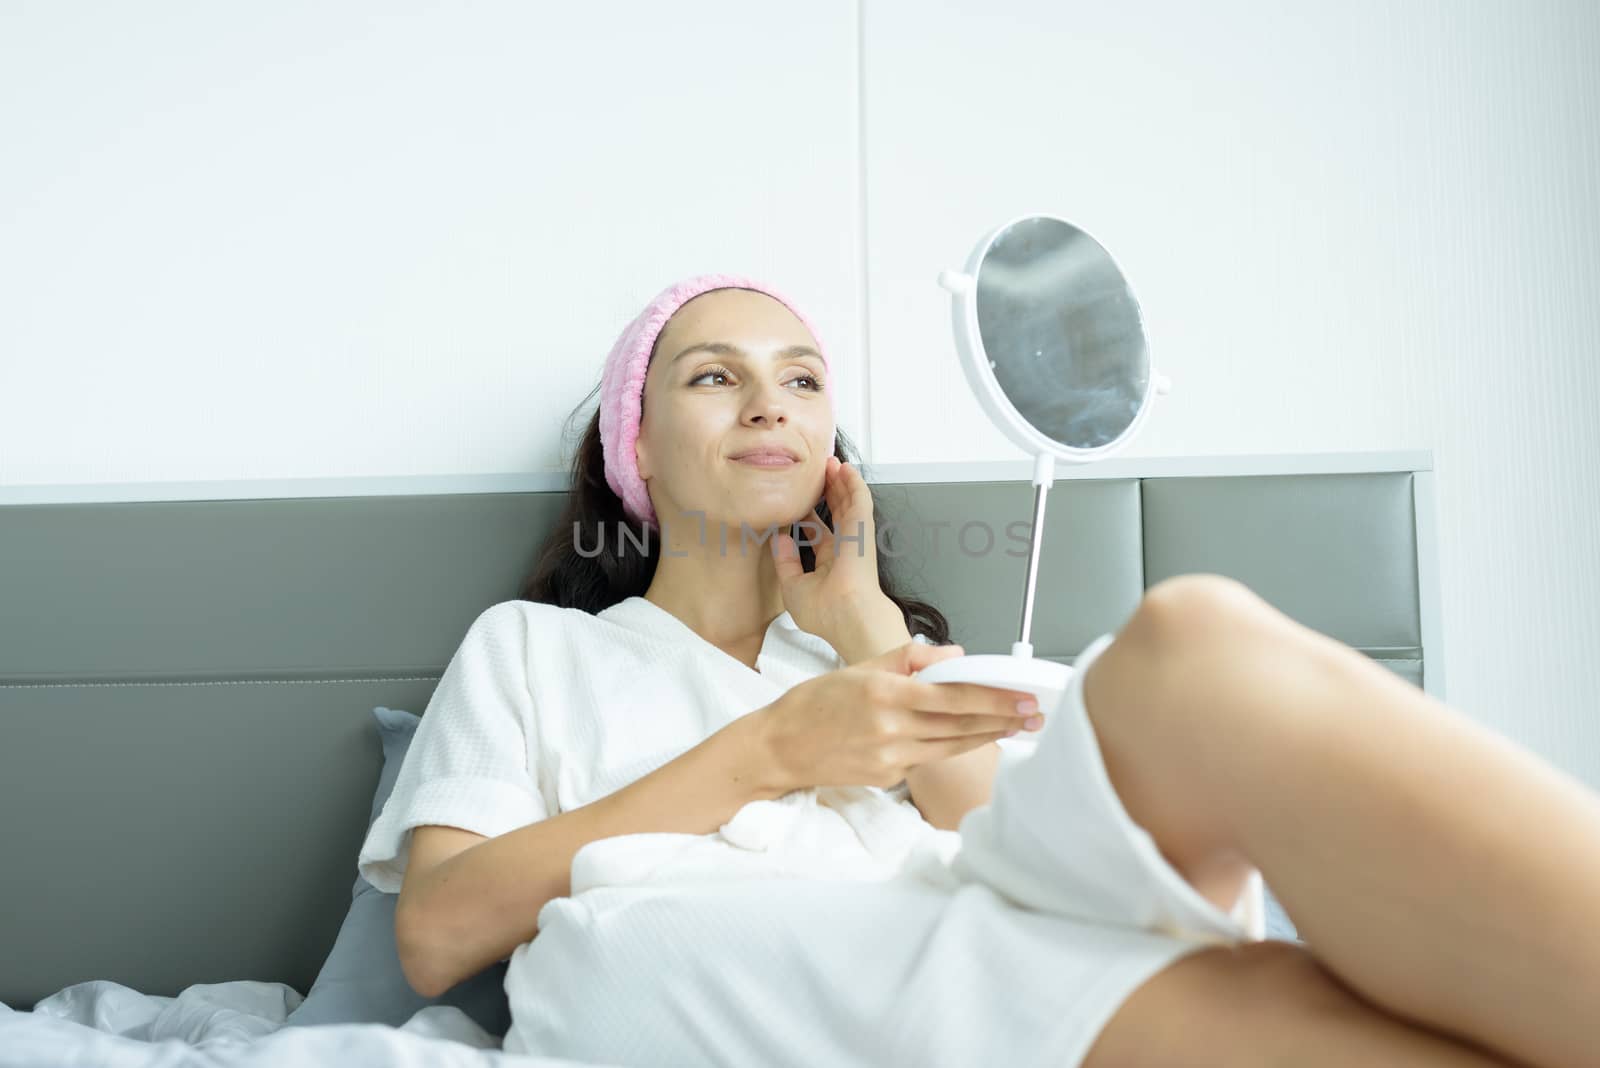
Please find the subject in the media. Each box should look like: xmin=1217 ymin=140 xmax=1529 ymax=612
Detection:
xmin=744 ymin=389 xmax=788 ymax=425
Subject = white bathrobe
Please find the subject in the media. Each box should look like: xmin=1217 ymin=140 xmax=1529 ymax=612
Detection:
xmin=360 ymin=597 xmax=1264 ymax=1067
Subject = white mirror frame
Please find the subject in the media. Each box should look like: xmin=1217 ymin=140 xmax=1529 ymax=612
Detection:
xmin=937 ymin=211 xmax=1173 ymax=489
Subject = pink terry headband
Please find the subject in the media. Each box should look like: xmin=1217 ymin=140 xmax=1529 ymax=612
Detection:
xmin=598 ymin=272 xmax=835 ymax=529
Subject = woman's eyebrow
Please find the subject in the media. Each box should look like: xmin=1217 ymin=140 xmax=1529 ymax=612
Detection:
xmin=670 ymin=341 xmax=823 ymax=366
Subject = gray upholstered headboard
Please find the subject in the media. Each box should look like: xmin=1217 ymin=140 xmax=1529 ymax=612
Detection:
xmin=0 ymin=450 xmax=1440 ymax=1010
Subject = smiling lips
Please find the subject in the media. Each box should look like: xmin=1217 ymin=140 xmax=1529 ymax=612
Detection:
xmin=730 ymin=448 xmax=799 ymax=467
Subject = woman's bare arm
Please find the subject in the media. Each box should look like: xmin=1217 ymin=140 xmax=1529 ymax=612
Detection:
xmin=396 ymin=713 xmax=781 ymax=998
xmin=829 ymin=607 xmax=1009 ymax=831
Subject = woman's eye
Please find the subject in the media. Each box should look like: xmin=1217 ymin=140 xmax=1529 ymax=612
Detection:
xmin=689 ymin=368 xmax=823 ymax=392
xmin=689 ymin=367 xmax=733 ymax=386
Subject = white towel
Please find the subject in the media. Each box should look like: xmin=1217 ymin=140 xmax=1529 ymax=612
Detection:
xmin=568 ymin=785 xmax=956 ymax=896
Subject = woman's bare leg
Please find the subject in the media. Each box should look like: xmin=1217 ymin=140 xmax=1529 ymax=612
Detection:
xmin=1079 ymin=573 xmax=1600 ymax=1068
xmin=1083 ymin=940 xmax=1524 ymax=1067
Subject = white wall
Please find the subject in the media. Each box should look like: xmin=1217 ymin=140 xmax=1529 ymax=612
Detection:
xmin=0 ymin=1 xmax=866 ymax=479
xmin=3 ymin=2 xmax=1597 ymax=787
xmin=861 ymin=0 xmax=1600 ymax=785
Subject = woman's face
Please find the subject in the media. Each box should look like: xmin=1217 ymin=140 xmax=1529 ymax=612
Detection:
xmin=635 ymin=287 xmax=834 ymax=535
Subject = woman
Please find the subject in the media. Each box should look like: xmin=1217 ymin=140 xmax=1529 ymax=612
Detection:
xmin=359 ymin=274 xmax=1600 ymax=1067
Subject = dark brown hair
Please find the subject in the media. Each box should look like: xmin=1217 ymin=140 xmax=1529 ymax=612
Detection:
xmin=518 ymin=379 xmax=951 ymax=645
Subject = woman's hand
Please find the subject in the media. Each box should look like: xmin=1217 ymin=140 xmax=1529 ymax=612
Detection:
xmin=770 ymin=456 xmax=887 ymax=646
xmin=745 ymin=638 xmax=1043 ymax=795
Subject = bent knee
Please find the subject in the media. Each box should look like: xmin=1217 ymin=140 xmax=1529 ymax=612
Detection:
xmin=1131 ymin=574 xmax=1266 ymax=643
xmin=1089 ymin=573 xmax=1267 ymax=722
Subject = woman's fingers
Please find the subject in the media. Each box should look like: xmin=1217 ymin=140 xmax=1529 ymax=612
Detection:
xmin=897 ymin=676 xmax=1042 ymax=722
xmin=815 ymin=458 xmax=872 ymax=570
xmin=913 ymin=729 xmax=1018 ymax=765
xmin=906 ymin=707 xmax=1034 ymax=739
xmin=837 ymin=460 xmax=872 ymax=528
xmin=836 ymin=461 xmax=875 ymax=562
xmin=796 ymin=511 xmax=833 ymax=560
xmin=822 ymin=456 xmax=847 ymax=520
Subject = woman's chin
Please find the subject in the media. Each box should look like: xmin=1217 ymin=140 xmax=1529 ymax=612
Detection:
xmin=707 ymin=498 xmax=811 ymax=536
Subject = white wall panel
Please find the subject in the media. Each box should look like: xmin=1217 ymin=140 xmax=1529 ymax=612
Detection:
xmin=0 ymin=1 xmax=864 ymax=481
xmin=863 ymin=0 xmax=1600 ymax=785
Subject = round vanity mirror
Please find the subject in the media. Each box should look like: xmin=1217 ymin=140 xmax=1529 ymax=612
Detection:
xmin=930 ymin=214 xmax=1172 ymax=660
xmin=939 ymin=214 xmax=1168 ymax=461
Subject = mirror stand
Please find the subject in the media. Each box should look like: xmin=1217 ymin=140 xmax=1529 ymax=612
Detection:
xmin=918 ymin=214 xmax=1171 ymax=705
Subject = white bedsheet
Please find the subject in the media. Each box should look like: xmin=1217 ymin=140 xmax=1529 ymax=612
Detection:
xmin=0 ymin=979 xmax=611 ymax=1068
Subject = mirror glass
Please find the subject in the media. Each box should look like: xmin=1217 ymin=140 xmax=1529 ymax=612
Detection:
xmin=975 ymin=216 xmax=1151 ymax=450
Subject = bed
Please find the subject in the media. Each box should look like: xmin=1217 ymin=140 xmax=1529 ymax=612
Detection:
xmin=0 ymin=450 xmax=1442 ymax=1065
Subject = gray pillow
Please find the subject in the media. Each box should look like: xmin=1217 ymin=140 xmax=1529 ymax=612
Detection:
xmin=284 ymin=706 xmax=512 ymax=1035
